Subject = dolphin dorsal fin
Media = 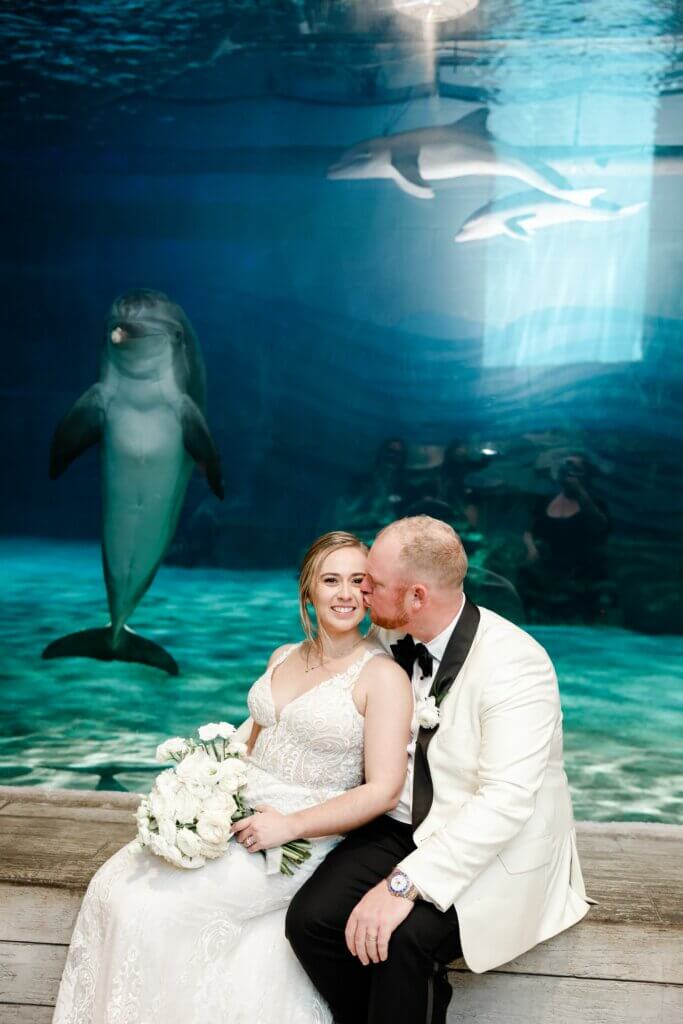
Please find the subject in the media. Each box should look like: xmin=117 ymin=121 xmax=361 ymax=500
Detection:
xmin=453 ymin=107 xmax=491 ymax=135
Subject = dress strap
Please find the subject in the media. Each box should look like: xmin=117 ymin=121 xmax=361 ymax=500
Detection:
xmin=269 ymin=642 xmax=302 ymax=674
xmin=344 ymin=646 xmax=386 ymax=689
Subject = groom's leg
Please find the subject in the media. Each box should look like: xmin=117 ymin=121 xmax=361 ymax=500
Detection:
xmin=367 ymin=898 xmax=461 ymax=1024
xmin=286 ymin=816 xmax=414 ymax=1024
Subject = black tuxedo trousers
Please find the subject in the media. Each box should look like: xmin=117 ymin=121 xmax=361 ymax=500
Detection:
xmin=285 ymin=815 xmax=462 ymax=1024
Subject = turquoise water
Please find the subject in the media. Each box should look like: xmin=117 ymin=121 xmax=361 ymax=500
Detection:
xmin=1 ymin=539 xmax=681 ymax=823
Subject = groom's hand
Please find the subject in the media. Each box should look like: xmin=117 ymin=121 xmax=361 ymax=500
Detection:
xmin=345 ymin=881 xmax=414 ymax=965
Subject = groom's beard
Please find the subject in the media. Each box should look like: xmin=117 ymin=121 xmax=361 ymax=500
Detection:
xmin=369 ymin=603 xmax=411 ymax=632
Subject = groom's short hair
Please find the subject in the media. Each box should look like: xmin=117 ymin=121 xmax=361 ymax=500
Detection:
xmin=378 ymin=516 xmax=467 ymax=590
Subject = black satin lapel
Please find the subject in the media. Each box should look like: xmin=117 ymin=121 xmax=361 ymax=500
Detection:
xmin=412 ymin=597 xmax=481 ymax=831
xmin=430 ymin=597 xmax=481 ymax=705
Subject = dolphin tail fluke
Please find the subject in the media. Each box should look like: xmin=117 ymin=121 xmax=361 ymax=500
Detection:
xmin=560 ymin=187 xmax=606 ymax=207
xmin=42 ymin=626 xmax=179 ymax=676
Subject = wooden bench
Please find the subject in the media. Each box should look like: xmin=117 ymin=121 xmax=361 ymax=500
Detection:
xmin=0 ymin=785 xmax=681 ymax=1023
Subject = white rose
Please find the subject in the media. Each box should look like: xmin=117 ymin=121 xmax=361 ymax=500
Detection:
xmin=149 ymin=789 xmax=176 ymax=823
xmin=135 ymin=797 xmax=151 ymax=822
xmin=196 ymin=809 xmax=232 ymax=848
xmin=198 ymin=723 xmax=221 ymax=742
xmin=156 ymin=769 xmax=181 ymax=798
xmin=215 ymin=759 xmax=248 ymax=795
xmin=216 ymin=721 xmax=237 ymax=739
xmin=158 ymin=817 xmax=178 ymax=846
xmin=198 ymin=841 xmax=224 ymax=860
xmin=226 ymin=740 xmax=248 ymax=757
xmin=150 ymin=834 xmax=184 ymax=867
xmin=176 ymin=749 xmax=214 ymax=786
xmin=176 ymin=828 xmax=203 ymax=859
xmin=137 ymin=821 xmax=152 ymax=845
xmin=202 ymin=792 xmax=237 ymax=819
xmin=173 ymin=784 xmax=203 ymax=825
xmin=155 ymin=737 xmax=189 ymax=763
xmin=415 ymin=696 xmax=440 ymax=730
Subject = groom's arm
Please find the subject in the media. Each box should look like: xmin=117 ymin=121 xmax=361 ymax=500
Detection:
xmin=397 ymin=645 xmax=560 ymax=912
xmin=345 ymin=643 xmax=560 ymax=966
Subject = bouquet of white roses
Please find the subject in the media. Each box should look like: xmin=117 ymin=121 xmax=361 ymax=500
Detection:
xmin=135 ymin=721 xmax=311 ymax=875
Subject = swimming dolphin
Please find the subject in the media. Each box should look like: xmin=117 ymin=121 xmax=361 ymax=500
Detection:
xmin=42 ymin=289 xmax=224 ymax=676
xmin=455 ymin=192 xmax=647 ymax=242
xmin=328 ymin=108 xmax=604 ymax=207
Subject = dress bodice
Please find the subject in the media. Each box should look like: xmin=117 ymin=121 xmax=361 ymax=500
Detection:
xmin=245 ymin=644 xmax=384 ymax=807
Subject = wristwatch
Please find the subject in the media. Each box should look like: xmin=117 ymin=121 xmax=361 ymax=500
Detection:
xmin=387 ymin=869 xmax=419 ymax=901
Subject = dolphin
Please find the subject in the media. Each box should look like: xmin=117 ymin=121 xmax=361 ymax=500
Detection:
xmin=42 ymin=289 xmax=224 ymax=676
xmin=328 ymin=108 xmax=604 ymax=207
xmin=454 ymin=191 xmax=647 ymax=242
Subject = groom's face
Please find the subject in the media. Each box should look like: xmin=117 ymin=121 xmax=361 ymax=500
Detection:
xmin=362 ymin=534 xmax=412 ymax=631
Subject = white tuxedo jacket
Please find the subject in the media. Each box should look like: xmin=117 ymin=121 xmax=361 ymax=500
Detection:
xmin=378 ymin=604 xmax=593 ymax=974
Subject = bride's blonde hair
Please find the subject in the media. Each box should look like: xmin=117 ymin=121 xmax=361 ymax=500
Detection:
xmin=299 ymin=531 xmax=369 ymax=656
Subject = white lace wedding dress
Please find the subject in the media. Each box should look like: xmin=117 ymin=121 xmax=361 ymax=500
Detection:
xmin=53 ymin=643 xmax=384 ymax=1024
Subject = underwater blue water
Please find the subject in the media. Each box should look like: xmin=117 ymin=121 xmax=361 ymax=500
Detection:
xmin=1 ymin=539 xmax=681 ymax=823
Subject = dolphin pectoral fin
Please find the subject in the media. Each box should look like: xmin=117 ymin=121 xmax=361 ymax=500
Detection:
xmin=505 ymin=215 xmax=534 ymax=240
xmin=180 ymin=396 xmax=224 ymax=500
xmin=49 ymin=384 xmax=104 ymax=479
xmin=391 ymin=154 xmax=434 ymax=199
xmin=42 ymin=626 xmax=179 ymax=676
xmin=619 ymin=201 xmax=648 ymax=218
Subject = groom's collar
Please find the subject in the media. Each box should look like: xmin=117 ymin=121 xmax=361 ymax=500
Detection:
xmin=421 ymin=596 xmax=466 ymax=668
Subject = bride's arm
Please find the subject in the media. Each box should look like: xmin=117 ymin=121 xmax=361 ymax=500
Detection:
xmin=232 ymin=656 xmax=412 ymax=849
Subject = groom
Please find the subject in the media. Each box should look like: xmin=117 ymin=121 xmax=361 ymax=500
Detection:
xmin=286 ymin=515 xmax=592 ymax=1024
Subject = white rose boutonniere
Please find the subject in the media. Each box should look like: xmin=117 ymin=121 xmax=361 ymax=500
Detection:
xmin=415 ymin=695 xmax=440 ymax=730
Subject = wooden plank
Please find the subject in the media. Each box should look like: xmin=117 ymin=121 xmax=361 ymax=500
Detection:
xmin=1 ymin=944 xmax=681 ymax=1022
xmin=0 ymin=1007 xmax=54 ymax=1024
xmin=0 ymin=885 xmax=84 ymax=945
xmin=496 ymin=922 xmax=683 ymax=985
xmin=0 ymin=802 xmax=137 ymax=824
xmin=0 ymin=786 xmax=140 ymax=811
xmin=446 ymin=973 xmax=683 ymax=1024
xmin=0 ymin=815 xmax=136 ymax=889
xmin=0 ymin=942 xmax=66 ymax=1006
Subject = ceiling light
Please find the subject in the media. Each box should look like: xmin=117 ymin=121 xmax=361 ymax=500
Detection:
xmin=393 ymin=0 xmax=480 ymax=22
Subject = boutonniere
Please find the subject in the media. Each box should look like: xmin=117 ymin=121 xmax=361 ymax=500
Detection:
xmin=414 ymin=695 xmax=440 ymax=730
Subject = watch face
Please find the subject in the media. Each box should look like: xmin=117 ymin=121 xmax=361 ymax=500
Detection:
xmin=390 ymin=872 xmax=410 ymax=894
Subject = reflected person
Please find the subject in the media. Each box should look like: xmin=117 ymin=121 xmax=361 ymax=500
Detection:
xmin=520 ymin=453 xmax=610 ymax=622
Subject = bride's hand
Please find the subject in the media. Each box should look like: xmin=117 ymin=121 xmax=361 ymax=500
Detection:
xmin=231 ymin=805 xmax=298 ymax=852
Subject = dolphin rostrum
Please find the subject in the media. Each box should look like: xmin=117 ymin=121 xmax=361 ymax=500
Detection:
xmin=43 ymin=289 xmax=224 ymax=675
xmin=328 ymin=108 xmax=604 ymax=207
xmin=454 ymin=191 xmax=647 ymax=242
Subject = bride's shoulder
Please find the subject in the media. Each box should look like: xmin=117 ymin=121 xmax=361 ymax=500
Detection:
xmin=362 ymin=646 xmax=406 ymax=682
xmin=266 ymin=641 xmax=301 ymax=668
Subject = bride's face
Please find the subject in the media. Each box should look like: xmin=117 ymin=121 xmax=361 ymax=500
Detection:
xmin=310 ymin=547 xmax=368 ymax=637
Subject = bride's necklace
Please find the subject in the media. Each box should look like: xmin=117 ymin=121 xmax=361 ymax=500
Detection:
xmin=304 ymin=634 xmax=365 ymax=672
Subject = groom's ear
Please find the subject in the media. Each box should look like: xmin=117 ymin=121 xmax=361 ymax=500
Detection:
xmin=411 ymin=584 xmax=428 ymax=610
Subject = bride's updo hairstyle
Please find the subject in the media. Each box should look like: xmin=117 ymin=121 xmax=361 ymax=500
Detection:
xmin=298 ymin=531 xmax=368 ymax=653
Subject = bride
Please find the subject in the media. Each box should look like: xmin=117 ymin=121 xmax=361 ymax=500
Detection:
xmin=52 ymin=530 xmax=412 ymax=1024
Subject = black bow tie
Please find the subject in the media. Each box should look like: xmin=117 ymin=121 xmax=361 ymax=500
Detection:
xmin=390 ymin=634 xmax=434 ymax=679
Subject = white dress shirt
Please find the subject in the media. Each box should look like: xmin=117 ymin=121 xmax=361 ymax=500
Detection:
xmin=383 ymin=599 xmax=466 ymax=825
